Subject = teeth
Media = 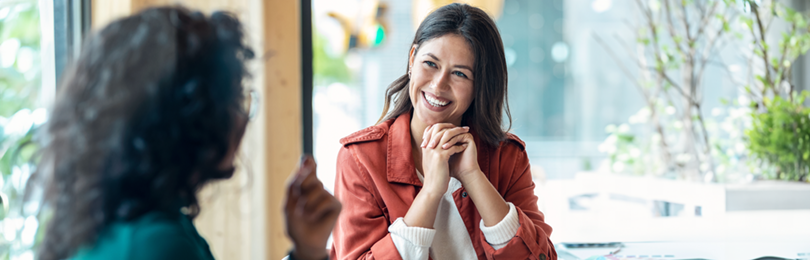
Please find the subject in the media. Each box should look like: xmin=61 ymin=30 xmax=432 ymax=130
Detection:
xmin=425 ymin=94 xmax=448 ymax=107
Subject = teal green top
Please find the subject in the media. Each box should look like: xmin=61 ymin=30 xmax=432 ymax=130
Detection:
xmin=70 ymin=211 xmax=215 ymax=260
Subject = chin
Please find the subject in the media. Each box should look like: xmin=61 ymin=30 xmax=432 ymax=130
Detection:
xmin=415 ymin=111 xmax=454 ymax=125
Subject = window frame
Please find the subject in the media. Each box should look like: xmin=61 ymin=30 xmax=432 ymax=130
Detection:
xmin=52 ymin=0 xmax=90 ymax=84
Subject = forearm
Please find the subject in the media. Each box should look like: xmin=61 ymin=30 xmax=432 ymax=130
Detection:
xmin=460 ymin=170 xmax=509 ymax=227
xmin=290 ymin=249 xmax=328 ymax=260
xmin=403 ymin=189 xmax=443 ymax=228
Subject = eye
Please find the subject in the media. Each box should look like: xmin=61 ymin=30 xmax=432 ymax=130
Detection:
xmin=424 ymin=61 xmax=437 ymax=68
xmin=453 ymin=71 xmax=468 ymax=78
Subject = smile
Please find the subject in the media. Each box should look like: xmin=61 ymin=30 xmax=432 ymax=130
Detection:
xmin=423 ymin=91 xmax=450 ymax=107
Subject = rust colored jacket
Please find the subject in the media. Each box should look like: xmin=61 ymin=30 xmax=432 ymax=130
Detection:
xmin=330 ymin=113 xmax=556 ymax=260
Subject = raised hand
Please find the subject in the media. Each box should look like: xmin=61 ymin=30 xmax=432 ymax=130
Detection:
xmin=284 ymin=155 xmax=342 ymax=260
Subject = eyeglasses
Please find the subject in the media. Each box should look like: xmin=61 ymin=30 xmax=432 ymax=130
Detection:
xmin=242 ymin=89 xmax=260 ymax=119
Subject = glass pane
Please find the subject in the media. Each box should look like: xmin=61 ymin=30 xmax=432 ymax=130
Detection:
xmin=0 ymin=1 xmax=49 ymax=258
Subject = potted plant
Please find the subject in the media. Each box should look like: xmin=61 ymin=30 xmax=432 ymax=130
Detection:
xmin=742 ymin=0 xmax=810 ymax=183
xmin=590 ymin=0 xmax=810 ymax=214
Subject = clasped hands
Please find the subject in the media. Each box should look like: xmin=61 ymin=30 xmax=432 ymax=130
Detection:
xmin=418 ymin=123 xmax=482 ymax=194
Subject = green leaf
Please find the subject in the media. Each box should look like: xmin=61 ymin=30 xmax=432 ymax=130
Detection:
xmin=784 ymin=6 xmax=797 ymax=18
xmin=796 ymin=16 xmax=807 ymax=28
xmin=740 ymin=16 xmax=754 ymax=29
xmin=756 ymin=75 xmax=767 ymax=86
xmin=638 ymin=38 xmax=651 ymax=45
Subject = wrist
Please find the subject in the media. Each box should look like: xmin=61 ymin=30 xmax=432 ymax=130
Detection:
xmin=417 ymin=186 xmax=445 ymax=200
xmin=290 ymin=247 xmax=328 ymax=260
xmin=457 ymin=169 xmax=483 ymax=184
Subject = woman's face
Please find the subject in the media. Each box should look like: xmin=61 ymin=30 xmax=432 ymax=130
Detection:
xmin=409 ymin=34 xmax=475 ymax=126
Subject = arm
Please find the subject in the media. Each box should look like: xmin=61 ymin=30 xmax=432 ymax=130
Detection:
xmin=478 ymin=145 xmax=556 ymax=260
xmin=330 ymin=147 xmax=404 ymax=260
xmin=442 ymin=133 xmax=555 ymax=259
xmin=458 ymin=169 xmax=510 ymax=226
xmin=405 ymin=123 xmax=469 ymax=228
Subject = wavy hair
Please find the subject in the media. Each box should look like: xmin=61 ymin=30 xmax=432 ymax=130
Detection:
xmin=378 ymin=3 xmax=511 ymax=147
xmin=33 ymin=7 xmax=254 ymax=260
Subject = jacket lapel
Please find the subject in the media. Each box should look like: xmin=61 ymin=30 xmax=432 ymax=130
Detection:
xmin=386 ymin=112 xmax=422 ymax=186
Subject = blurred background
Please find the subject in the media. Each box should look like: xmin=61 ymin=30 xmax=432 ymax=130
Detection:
xmin=310 ymin=0 xmax=810 ymax=258
xmin=1 ymin=0 xmax=809 ymax=259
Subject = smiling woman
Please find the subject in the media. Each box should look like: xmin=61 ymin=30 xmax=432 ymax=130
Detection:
xmin=408 ymin=34 xmax=475 ymax=130
xmin=330 ymin=3 xmax=556 ymax=260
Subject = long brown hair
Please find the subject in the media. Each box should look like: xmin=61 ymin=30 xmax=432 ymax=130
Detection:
xmin=378 ymin=3 xmax=511 ymax=147
xmin=33 ymin=7 xmax=253 ymax=260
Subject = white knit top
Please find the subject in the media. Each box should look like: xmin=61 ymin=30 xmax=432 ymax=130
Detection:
xmin=387 ymin=170 xmax=520 ymax=259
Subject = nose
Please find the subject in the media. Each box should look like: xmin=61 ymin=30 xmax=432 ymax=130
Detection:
xmin=431 ymin=71 xmax=451 ymax=92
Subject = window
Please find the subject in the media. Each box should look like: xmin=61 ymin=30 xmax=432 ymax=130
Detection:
xmin=1 ymin=0 xmax=88 ymax=258
xmin=1 ymin=1 xmax=46 ymax=258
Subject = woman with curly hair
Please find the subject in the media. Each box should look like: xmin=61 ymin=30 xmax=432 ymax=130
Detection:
xmin=32 ymin=6 xmax=339 ymax=260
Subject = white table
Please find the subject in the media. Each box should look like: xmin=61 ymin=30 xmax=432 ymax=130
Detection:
xmin=537 ymin=178 xmax=810 ymax=259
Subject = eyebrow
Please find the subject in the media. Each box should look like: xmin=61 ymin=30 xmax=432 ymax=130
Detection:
xmin=424 ymin=53 xmax=474 ymax=72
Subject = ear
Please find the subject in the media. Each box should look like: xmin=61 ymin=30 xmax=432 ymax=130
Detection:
xmin=408 ymin=44 xmax=418 ymax=68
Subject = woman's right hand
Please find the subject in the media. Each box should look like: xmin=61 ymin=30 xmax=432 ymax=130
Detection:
xmin=285 ymin=155 xmax=342 ymax=260
xmin=419 ymin=123 xmax=469 ymax=195
xmin=404 ymin=123 xmax=469 ymax=229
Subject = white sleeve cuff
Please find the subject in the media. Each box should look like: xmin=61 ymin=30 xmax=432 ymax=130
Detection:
xmin=388 ymin=217 xmax=435 ymax=260
xmin=479 ymin=202 xmax=519 ymax=249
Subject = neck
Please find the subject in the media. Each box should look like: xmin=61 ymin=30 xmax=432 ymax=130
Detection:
xmin=410 ymin=116 xmax=430 ymax=149
xmin=409 ymin=115 xmax=430 ymax=174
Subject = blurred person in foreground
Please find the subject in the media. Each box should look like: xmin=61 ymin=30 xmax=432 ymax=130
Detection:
xmin=31 ymin=6 xmax=339 ymax=260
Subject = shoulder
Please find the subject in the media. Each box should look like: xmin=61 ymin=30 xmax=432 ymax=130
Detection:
xmin=129 ymin=212 xmax=210 ymax=259
xmin=501 ymin=132 xmax=526 ymax=151
xmin=339 ymin=117 xmax=396 ymax=146
xmin=72 ymin=212 xmax=210 ymax=260
xmin=339 ymin=125 xmax=387 ymax=146
xmin=128 ymin=212 xmax=191 ymax=243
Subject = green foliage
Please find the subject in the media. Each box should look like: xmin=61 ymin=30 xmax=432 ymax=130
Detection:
xmin=745 ymin=92 xmax=810 ymax=182
xmin=0 ymin=2 xmax=43 ymax=258
xmin=0 ymin=2 xmax=41 ymax=118
xmin=742 ymin=1 xmax=810 ymax=182
xmin=313 ymin=31 xmax=351 ymax=87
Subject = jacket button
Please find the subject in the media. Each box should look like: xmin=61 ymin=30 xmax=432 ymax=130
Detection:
xmin=538 ymin=254 xmax=546 ymax=260
xmin=462 ymin=192 xmax=468 ymax=198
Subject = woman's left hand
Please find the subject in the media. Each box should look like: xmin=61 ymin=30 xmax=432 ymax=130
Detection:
xmin=436 ymin=128 xmax=481 ymax=180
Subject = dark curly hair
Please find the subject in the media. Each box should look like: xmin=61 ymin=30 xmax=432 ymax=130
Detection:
xmin=32 ymin=6 xmax=254 ymax=260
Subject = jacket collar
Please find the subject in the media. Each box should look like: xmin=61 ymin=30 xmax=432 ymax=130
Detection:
xmin=385 ymin=112 xmax=422 ymax=186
